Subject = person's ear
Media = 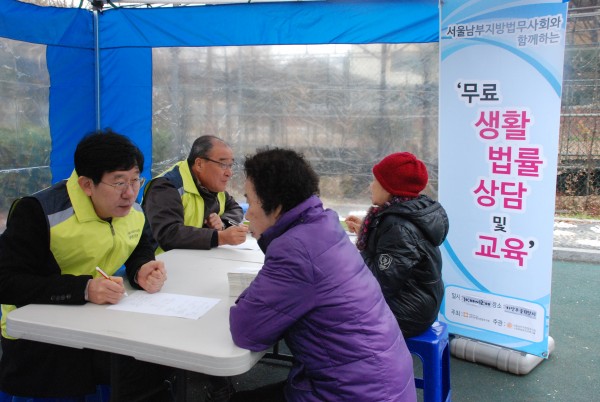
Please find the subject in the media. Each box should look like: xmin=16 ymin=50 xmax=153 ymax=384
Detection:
xmin=273 ymin=205 xmax=283 ymax=219
xmin=191 ymin=158 xmax=203 ymax=180
xmin=78 ymin=176 xmax=94 ymax=197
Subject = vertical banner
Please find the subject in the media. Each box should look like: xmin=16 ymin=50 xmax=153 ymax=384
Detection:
xmin=439 ymin=0 xmax=569 ymax=357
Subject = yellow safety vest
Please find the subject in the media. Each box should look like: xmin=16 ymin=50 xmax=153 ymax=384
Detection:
xmin=147 ymin=161 xmax=225 ymax=254
xmin=1 ymin=171 xmax=145 ymax=338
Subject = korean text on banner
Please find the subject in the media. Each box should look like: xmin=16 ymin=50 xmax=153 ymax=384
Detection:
xmin=438 ymin=0 xmax=569 ymax=358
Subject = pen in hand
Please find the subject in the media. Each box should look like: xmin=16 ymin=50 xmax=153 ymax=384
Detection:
xmin=96 ymin=266 xmax=128 ymax=297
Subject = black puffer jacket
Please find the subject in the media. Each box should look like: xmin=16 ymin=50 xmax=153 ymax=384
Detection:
xmin=361 ymin=195 xmax=449 ymax=338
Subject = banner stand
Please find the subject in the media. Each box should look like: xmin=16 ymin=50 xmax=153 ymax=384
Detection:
xmin=439 ymin=0 xmax=569 ymax=361
xmin=450 ymin=335 xmax=556 ymax=375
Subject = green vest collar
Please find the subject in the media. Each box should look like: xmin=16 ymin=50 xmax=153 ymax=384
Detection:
xmin=177 ymin=161 xmax=201 ymax=196
xmin=66 ymin=170 xmax=102 ymax=223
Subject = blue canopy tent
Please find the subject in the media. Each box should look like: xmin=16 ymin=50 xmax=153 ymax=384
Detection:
xmin=0 ymin=3 xmax=438 ymax=398
xmin=0 ymin=0 xmax=439 ymax=182
xmin=0 ymin=3 xmax=568 ymax=398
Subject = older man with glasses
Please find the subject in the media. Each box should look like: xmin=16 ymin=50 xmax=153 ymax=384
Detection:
xmin=141 ymin=135 xmax=246 ymax=401
xmin=142 ymin=135 xmax=248 ymax=253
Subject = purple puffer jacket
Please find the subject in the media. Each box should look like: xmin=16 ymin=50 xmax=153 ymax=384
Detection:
xmin=230 ymin=196 xmax=416 ymax=402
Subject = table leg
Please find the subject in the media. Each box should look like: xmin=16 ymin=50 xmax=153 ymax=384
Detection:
xmin=110 ymin=354 xmax=123 ymax=402
xmin=174 ymin=368 xmax=188 ymax=401
xmin=110 ymin=353 xmax=176 ymax=402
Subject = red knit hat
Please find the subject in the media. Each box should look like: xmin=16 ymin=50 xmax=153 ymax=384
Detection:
xmin=372 ymin=152 xmax=428 ymax=197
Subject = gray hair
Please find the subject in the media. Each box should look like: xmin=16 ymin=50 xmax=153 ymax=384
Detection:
xmin=187 ymin=135 xmax=228 ymax=166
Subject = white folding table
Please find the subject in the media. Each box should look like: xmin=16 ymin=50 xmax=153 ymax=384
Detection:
xmin=6 ymin=248 xmax=267 ymax=399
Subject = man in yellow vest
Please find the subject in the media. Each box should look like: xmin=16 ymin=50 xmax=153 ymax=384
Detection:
xmin=0 ymin=130 xmax=173 ymax=400
xmin=143 ymin=135 xmax=247 ymax=400
xmin=143 ymin=135 xmax=248 ymax=252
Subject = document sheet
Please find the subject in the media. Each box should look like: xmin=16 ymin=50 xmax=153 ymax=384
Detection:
xmin=107 ymin=292 xmax=220 ymax=320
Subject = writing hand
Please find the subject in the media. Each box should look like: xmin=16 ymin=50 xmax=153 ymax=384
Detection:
xmin=87 ymin=276 xmax=126 ymax=305
xmin=218 ymin=224 xmax=249 ymax=246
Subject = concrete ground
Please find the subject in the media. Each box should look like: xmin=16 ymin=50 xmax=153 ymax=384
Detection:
xmin=553 ymin=218 xmax=600 ymax=263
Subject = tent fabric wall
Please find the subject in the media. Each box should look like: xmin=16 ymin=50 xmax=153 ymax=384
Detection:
xmin=99 ymin=47 xmax=153 ymax=182
xmin=0 ymin=0 xmax=92 ymax=48
xmin=99 ymin=0 xmax=439 ymax=48
xmin=0 ymin=0 xmax=439 ymax=182
xmin=47 ymin=46 xmax=97 ymax=180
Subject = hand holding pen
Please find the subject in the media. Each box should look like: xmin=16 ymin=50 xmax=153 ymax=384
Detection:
xmin=86 ymin=266 xmax=128 ymax=305
xmin=96 ymin=267 xmax=128 ymax=297
xmin=217 ymin=218 xmax=249 ymax=246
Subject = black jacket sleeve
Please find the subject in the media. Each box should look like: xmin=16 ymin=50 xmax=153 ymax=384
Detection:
xmin=143 ymin=178 xmax=244 ymax=250
xmin=142 ymin=178 xmax=216 ymax=250
xmin=124 ymin=218 xmax=157 ymax=289
xmin=0 ymin=198 xmax=90 ymax=306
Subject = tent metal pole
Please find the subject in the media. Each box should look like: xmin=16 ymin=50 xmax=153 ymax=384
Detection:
xmin=94 ymin=10 xmax=101 ymax=131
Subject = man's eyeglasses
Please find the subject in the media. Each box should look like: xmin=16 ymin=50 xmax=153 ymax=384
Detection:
xmin=100 ymin=177 xmax=146 ymax=193
xmin=201 ymin=157 xmax=237 ymax=171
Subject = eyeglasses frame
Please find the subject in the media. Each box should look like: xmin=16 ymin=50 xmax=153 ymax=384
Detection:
xmin=99 ymin=177 xmax=146 ymax=193
xmin=200 ymin=157 xmax=236 ymax=171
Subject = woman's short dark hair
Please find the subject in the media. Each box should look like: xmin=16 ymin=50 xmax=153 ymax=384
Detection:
xmin=74 ymin=129 xmax=144 ymax=183
xmin=244 ymin=148 xmax=319 ymax=215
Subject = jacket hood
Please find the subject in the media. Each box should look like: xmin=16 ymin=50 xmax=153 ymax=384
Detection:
xmin=380 ymin=195 xmax=449 ymax=246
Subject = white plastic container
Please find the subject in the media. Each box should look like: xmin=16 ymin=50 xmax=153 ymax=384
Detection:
xmin=450 ymin=335 xmax=555 ymax=375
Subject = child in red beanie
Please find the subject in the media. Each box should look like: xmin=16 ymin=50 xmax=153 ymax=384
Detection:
xmin=345 ymin=152 xmax=449 ymax=338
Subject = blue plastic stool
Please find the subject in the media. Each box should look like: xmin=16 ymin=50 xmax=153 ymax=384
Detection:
xmin=405 ymin=321 xmax=451 ymax=402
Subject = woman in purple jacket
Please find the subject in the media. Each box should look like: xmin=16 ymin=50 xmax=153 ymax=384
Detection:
xmin=229 ymin=148 xmax=416 ymax=402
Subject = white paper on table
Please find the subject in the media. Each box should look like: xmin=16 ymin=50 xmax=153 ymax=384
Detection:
xmin=220 ymin=237 xmax=260 ymax=251
xmin=107 ymin=292 xmax=220 ymax=320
